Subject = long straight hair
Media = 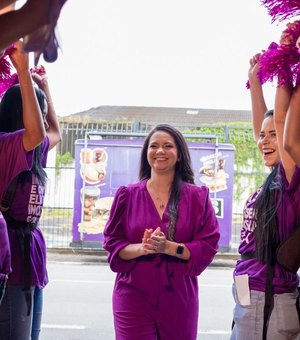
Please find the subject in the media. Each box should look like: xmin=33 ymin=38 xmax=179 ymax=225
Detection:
xmin=139 ymin=124 xmax=195 ymax=240
xmin=254 ymin=110 xmax=282 ymax=264
xmin=0 ymin=84 xmax=48 ymax=185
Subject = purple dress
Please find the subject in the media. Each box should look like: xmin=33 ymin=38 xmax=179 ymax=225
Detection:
xmin=103 ymin=180 xmax=220 ymax=339
xmin=234 ymin=163 xmax=300 ymax=294
xmin=0 ymin=130 xmax=49 ymax=288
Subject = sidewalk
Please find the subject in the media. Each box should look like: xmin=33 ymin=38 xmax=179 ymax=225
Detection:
xmin=47 ymin=248 xmax=238 ymax=268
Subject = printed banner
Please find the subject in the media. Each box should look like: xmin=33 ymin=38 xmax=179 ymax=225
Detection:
xmin=72 ymin=138 xmax=235 ymax=249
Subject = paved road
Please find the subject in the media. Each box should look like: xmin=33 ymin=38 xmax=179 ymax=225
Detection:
xmin=41 ymin=259 xmax=235 ymax=340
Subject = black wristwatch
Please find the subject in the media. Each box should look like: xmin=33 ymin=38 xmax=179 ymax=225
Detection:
xmin=176 ymin=243 xmax=184 ymax=255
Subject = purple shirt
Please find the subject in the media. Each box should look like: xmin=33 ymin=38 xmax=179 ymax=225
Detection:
xmin=103 ymin=180 xmax=220 ymax=306
xmin=234 ymin=163 xmax=300 ymax=294
xmin=0 ymin=212 xmax=10 ymax=283
xmin=0 ymin=130 xmax=49 ymax=288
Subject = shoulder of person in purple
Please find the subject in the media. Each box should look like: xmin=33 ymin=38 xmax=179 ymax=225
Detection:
xmin=180 ymin=181 xmax=208 ymax=196
xmin=279 ymin=162 xmax=300 ymax=193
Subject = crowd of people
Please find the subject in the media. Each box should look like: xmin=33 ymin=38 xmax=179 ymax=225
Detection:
xmin=0 ymin=0 xmax=300 ymax=339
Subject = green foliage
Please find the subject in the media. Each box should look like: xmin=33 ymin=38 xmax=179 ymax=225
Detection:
xmin=55 ymin=152 xmax=73 ymax=175
xmin=183 ymin=123 xmax=269 ymax=202
xmin=56 ymin=152 xmax=73 ymax=168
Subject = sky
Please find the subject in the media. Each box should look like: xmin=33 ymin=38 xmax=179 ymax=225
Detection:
xmin=20 ymin=0 xmax=289 ymax=117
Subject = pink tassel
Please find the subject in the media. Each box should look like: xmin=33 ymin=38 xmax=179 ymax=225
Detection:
xmin=0 ymin=45 xmax=16 ymax=99
xmin=246 ymin=20 xmax=300 ymax=88
xmin=261 ymin=0 xmax=300 ymax=22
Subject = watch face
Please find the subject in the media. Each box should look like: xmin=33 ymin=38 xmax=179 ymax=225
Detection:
xmin=176 ymin=244 xmax=184 ymax=255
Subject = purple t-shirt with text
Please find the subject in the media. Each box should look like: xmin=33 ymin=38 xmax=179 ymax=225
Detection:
xmin=0 ymin=130 xmax=49 ymax=288
xmin=234 ymin=163 xmax=300 ymax=294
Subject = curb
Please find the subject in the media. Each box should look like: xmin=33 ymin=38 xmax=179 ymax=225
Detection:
xmin=47 ymin=249 xmax=238 ymax=268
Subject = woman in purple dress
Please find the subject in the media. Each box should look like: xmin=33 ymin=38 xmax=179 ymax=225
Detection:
xmin=230 ymin=53 xmax=300 ymax=339
xmin=103 ymin=124 xmax=220 ymax=340
xmin=0 ymin=41 xmax=61 ymax=340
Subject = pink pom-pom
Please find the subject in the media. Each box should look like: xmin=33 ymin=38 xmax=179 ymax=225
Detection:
xmin=261 ymin=0 xmax=300 ymax=22
xmin=246 ymin=20 xmax=300 ymax=88
xmin=0 ymin=45 xmax=16 ymax=99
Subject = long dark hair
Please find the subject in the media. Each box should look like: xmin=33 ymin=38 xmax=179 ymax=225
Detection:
xmin=139 ymin=124 xmax=195 ymax=240
xmin=254 ymin=110 xmax=282 ymax=264
xmin=0 ymin=84 xmax=47 ymax=185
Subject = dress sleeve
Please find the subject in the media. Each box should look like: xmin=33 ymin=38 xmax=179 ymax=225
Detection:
xmin=103 ymin=186 xmax=137 ymax=273
xmin=183 ymin=187 xmax=220 ymax=276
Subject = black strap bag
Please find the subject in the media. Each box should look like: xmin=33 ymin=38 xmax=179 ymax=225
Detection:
xmin=276 ymin=226 xmax=300 ymax=274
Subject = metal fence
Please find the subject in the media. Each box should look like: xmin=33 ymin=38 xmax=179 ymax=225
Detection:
xmin=40 ymin=121 xmax=267 ymax=252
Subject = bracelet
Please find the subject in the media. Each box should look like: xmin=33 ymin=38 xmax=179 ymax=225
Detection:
xmin=47 ymin=100 xmax=53 ymax=105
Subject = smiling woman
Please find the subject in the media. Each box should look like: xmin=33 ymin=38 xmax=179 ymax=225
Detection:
xmin=257 ymin=110 xmax=279 ymax=167
xmin=103 ymin=123 xmax=220 ymax=340
xmin=230 ymin=52 xmax=300 ymax=340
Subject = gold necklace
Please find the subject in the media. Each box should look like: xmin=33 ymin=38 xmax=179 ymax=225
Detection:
xmin=157 ymin=197 xmax=164 ymax=210
xmin=148 ymin=181 xmax=169 ymax=210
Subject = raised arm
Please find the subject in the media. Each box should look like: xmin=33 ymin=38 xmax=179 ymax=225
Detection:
xmin=248 ymin=53 xmax=268 ymax=142
xmin=274 ymin=82 xmax=296 ymax=182
xmin=283 ymin=85 xmax=300 ymax=166
xmin=9 ymin=41 xmax=46 ymax=151
xmin=32 ymin=65 xmax=62 ymax=150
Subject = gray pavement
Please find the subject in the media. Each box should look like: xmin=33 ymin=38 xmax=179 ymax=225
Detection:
xmin=42 ymin=259 xmax=235 ymax=339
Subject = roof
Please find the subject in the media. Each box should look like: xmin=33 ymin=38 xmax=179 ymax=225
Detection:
xmin=61 ymin=105 xmax=252 ymax=125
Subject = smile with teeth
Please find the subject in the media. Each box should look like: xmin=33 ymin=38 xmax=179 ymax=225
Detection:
xmin=263 ymin=148 xmax=275 ymax=156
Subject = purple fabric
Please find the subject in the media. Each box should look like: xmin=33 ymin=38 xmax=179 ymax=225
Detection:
xmin=234 ymin=163 xmax=300 ymax=294
xmin=0 ymin=213 xmax=10 ymax=282
xmin=0 ymin=130 xmax=50 ymax=289
xmin=103 ymin=180 xmax=220 ymax=328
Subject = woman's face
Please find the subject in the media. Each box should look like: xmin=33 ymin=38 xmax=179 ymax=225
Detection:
xmin=257 ymin=115 xmax=280 ymax=167
xmin=147 ymin=130 xmax=179 ymax=174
